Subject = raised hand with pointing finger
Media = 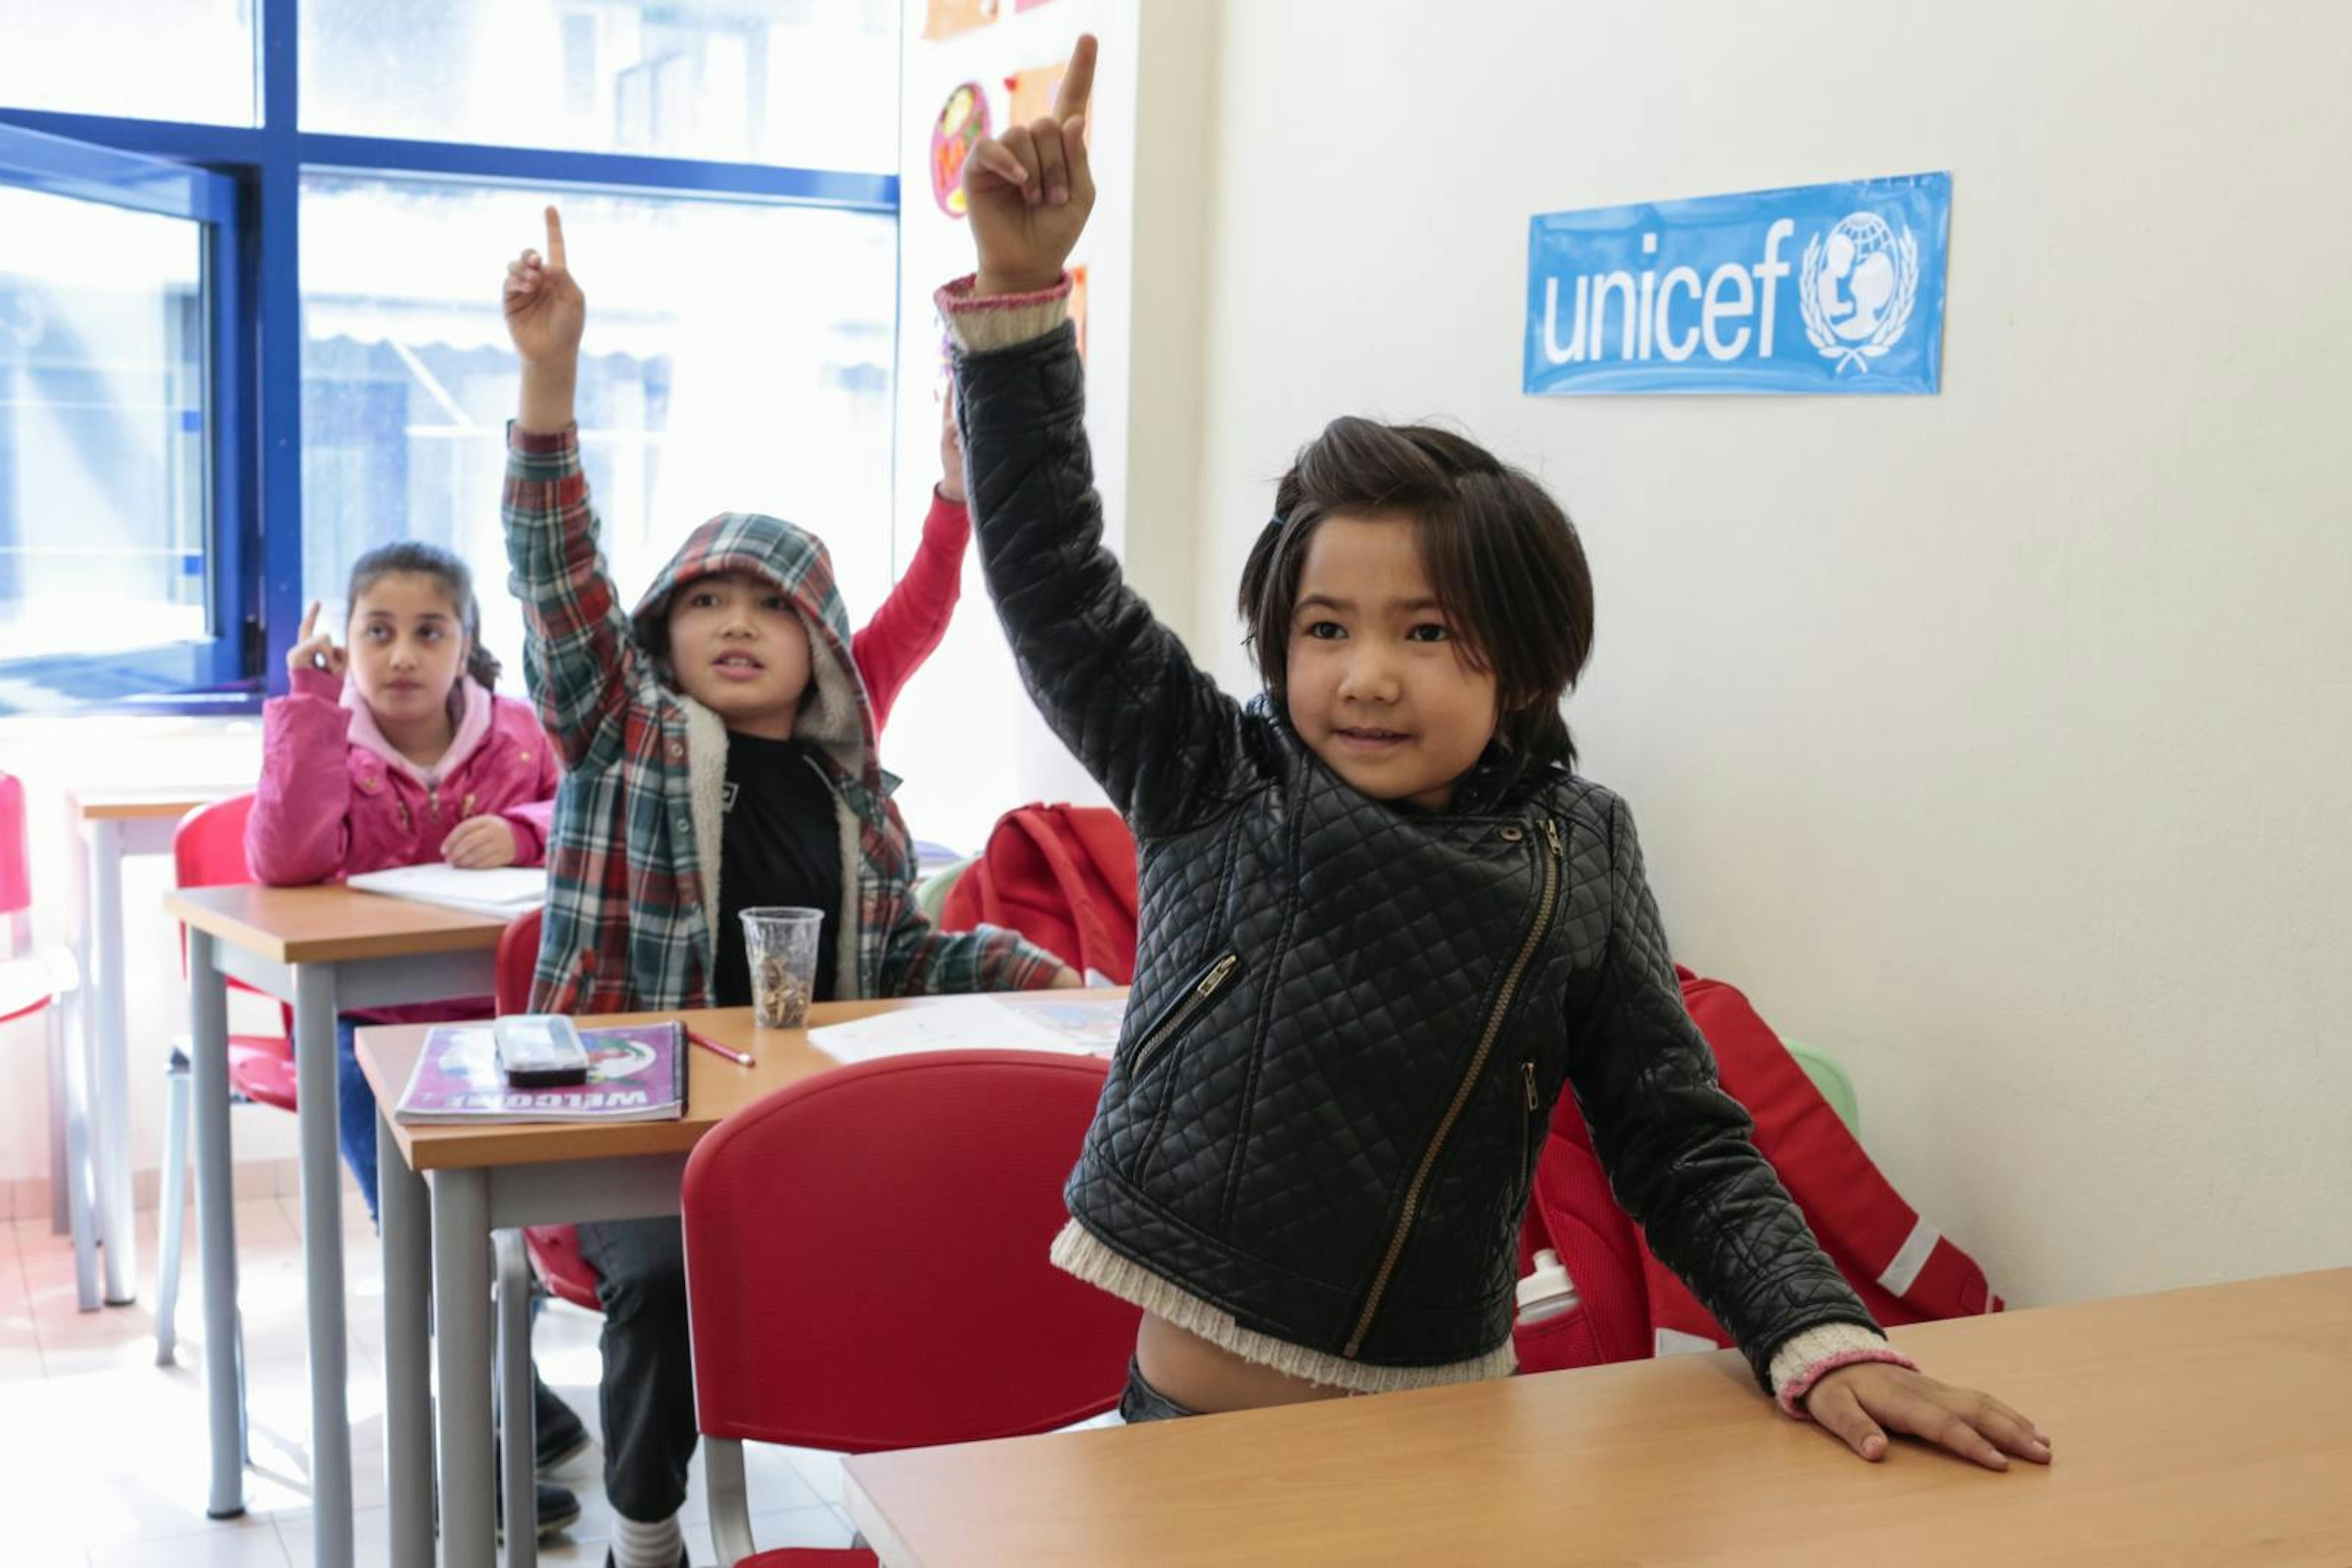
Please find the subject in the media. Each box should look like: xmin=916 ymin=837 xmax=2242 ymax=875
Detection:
xmin=286 ymin=600 xmax=347 ymax=680
xmin=964 ymin=34 xmax=1096 ymax=299
xmin=505 ymin=205 xmax=584 ymax=432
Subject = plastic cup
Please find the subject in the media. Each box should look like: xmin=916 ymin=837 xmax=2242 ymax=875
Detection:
xmin=740 ymin=907 xmax=823 ymax=1028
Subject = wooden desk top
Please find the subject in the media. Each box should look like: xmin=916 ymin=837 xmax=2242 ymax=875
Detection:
xmin=71 ymin=786 xmax=239 ymax=822
xmin=844 ymin=1268 xmax=2352 ymax=1568
xmin=357 ymin=992 xmax=1128 ymax=1173
xmin=164 ymin=883 xmax=509 ymax=966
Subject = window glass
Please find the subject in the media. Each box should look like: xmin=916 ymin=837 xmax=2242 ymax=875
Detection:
xmin=0 ymin=0 xmax=256 ymax=126
xmin=301 ymin=0 xmax=897 ymax=172
xmin=299 ymin=175 xmax=899 ymax=685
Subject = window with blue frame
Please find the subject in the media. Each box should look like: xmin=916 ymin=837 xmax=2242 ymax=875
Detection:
xmin=0 ymin=0 xmax=900 ymax=714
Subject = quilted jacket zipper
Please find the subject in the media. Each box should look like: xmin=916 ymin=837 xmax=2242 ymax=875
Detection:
xmin=1518 ymin=1059 xmax=1539 ymax=1191
xmin=1344 ymin=816 xmax=1562 ymax=1358
xmin=1128 ymin=950 xmax=1241 ymax=1077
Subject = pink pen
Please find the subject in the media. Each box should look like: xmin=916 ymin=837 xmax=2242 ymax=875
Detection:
xmin=684 ymin=1028 xmax=753 ymax=1067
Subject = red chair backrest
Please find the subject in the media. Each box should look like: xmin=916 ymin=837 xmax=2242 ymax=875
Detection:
xmin=496 ymin=907 xmax=544 ymax=1015
xmin=174 ymin=792 xmax=257 ymax=893
xmin=682 ymin=1049 xmax=1134 ymax=1453
xmin=0 ymin=771 xmax=30 ymax=923
xmin=940 ymin=803 xmax=1139 ymax=983
xmin=171 ymin=793 xmax=288 ymax=1024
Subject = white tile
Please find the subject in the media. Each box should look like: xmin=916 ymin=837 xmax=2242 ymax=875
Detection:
xmin=87 ymin=1520 xmax=291 ymax=1568
xmin=273 ymin=1507 xmax=390 ymax=1568
xmin=773 ymin=1444 xmax=848 ymax=1510
xmin=741 ymin=1503 xmax=859 ymax=1554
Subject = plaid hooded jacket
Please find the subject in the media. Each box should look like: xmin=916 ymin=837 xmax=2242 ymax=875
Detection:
xmin=502 ymin=422 xmax=1061 ymax=1015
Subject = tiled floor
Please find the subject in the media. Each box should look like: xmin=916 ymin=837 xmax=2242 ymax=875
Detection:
xmin=0 ymin=1193 xmax=865 ymax=1567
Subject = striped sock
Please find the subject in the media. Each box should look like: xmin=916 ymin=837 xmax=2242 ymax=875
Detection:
xmin=611 ymin=1511 xmax=684 ymax=1568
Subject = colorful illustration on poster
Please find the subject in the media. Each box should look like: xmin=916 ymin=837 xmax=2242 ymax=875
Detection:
xmin=923 ymin=0 xmax=997 ymax=41
xmin=931 ymin=81 xmax=992 ymax=217
xmin=1005 ymin=60 xmax=1067 ymax=123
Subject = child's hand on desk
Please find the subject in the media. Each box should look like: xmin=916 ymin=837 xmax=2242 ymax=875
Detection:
xmin=963 ymin=34 xmax=1096 ymax=298
xmin=441 ymin=815 xmax=520 ymax=870
xmin=1804 ymin=1362 xmax=2052 ymax=1471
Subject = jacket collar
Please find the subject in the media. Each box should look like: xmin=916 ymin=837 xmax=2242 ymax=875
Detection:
xmin=341 ymin=677 xmax=493 ymax=787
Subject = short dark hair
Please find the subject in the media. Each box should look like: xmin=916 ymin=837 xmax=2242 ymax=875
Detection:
xmin=345 ymin=542 xmax=502 ymax=715
xmin=1238 ymin=417 xmax=1594 ymax=777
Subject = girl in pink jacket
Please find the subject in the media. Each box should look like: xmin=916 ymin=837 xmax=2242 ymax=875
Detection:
xmin=246 ymin=541 xmax=560 ymax=1218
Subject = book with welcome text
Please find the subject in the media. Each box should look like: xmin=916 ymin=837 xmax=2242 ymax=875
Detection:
xmin=394 ymin=1020 xmax=685 ymax=1124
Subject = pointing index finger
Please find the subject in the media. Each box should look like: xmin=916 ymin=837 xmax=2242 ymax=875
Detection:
xmin=1052 ymin=34 xmax=1097 ymax=123
xmin=543 ymin=205 xmax=566 ymax=270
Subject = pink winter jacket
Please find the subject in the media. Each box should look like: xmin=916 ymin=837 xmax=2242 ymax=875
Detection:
xmin=246 ymin=667 xmax=561 ymax=1023
xmin=248 ymin=666 xmax=560 ymax=886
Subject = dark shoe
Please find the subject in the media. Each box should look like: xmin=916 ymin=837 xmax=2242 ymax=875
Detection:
xmin=601 ymin=1548 xmax=691 ymax=1568
xmin=533 ymin=1370 xmax=591 ymax=1474
xmin=495 ymin=1476 xmax=581 ymax=1543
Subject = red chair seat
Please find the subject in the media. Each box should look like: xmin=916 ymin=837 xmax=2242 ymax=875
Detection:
xmin=228 ymin=1035 xmax=300 ymax=1112
xmin=744 ymin=1550 xmax=877 ymax=1567
xmin=522 ymin=1224 xmax=603 ymax=1313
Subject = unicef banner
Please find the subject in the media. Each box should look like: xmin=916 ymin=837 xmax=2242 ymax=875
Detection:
xmin=1524 ymin=172 xmax=1950 ymax=396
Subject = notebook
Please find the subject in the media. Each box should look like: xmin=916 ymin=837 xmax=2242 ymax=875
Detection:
xmin=393 ymin=1020 xmax=686 ymax=1125
xmin=346 ymin=863 xmax=546 ymax=920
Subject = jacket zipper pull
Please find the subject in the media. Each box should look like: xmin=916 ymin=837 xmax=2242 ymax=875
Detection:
xmin=1198 ymin=953 xmax=1240 ymax=997
xmin=1542 ymin=817 xmax=1562 ymax=858
xmin=1523 ymin=1060 xmax=1539 ymax=1112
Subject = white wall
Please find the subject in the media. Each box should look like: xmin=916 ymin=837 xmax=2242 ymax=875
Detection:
xmin=1181 ymin=0 xmax=2352 ymax=1304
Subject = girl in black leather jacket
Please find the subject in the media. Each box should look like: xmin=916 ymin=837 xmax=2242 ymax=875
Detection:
xmin=933 ymin=36 xmax=2051 ymax=1474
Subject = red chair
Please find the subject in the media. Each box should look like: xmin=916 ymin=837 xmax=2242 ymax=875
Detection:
xmin=0 ymin=769 xmax=99 ymax=1310
xmin=154 ymin=792 xmax=299 ymax=1363
xmin=681 ymin=1050 xmax=1137 ymax=1567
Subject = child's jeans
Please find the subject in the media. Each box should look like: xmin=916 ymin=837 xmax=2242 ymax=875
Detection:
xmin=335 ymin=1017 xmax=380 ymax=1222
xmin=1117 ymin=1358 xmax=1199 ymax=1424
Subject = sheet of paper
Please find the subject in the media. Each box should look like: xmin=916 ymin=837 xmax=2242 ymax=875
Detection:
xmin=346 ymin=863 xmax=547 ymax=918
xmin=808 ymin=993 xmax=1129 ymax=1065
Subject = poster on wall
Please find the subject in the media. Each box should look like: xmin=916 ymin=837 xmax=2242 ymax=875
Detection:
xmin=891 ymin=0 xmax=1135 ymax=850
xmin=1524 ymin=172 xmax=1951 ymax=396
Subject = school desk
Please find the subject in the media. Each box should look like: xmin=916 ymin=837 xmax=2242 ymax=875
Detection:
xmin=65 ymin=785 xmax=239 ymax=1307
xmin=840 ymin=1267 xmax=2352 ymax=1567
xmin=166 ymin=882 xmax=508 ymax=1568
xmin=360 ymin=992 xmax=1131 ymax=1568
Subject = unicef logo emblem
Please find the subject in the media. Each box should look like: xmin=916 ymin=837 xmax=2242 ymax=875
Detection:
xmin=1799 ymin=211 xmax=1920 ymax=374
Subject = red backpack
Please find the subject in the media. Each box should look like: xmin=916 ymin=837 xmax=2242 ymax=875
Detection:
xmin=941 ymin=804 xmax=1140 ymax=985
xmin=1514 ymin=965 xmax=2003 ymax=1375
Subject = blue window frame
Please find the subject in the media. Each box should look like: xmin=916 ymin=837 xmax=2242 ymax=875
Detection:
xmin=0 ymin=0 xmax=897 ymax=714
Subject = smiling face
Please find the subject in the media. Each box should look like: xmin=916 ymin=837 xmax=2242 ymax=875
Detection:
xmin=346 ymin=572 xmax=470 ymax=730
xmin=1282 ymin=514 xmax=1500 ymax=811
xmin=664 ymin=569 xmax=813 ymax=739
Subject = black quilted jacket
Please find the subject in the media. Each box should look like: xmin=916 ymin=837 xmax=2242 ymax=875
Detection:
xmin=955 ymin=322 xmax=1879 ymax=1385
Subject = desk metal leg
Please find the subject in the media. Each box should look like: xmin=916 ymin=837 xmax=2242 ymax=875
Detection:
xmin=188 ymin=928 xmax=245 ymax=1520
xmin=433 ymin=1168 xmax=496 ymax=1568
xmin=85 ymin=818 xmax=136 ymax=1304
xmin=379 ymin=1106 xmax=433 ymax=1568
xmin=290 ymin=965 xmax=353 ymax=1568
xmin=495 ymin=1231 xmax=537 ymax=1568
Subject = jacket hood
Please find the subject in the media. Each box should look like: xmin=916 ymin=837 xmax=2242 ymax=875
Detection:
xmin=630 ymin=511 xmax=878 ymax=790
